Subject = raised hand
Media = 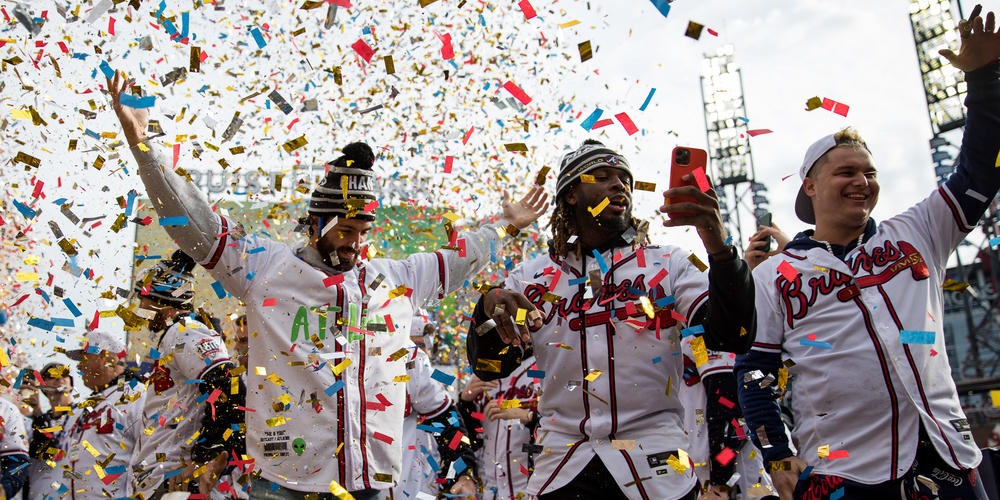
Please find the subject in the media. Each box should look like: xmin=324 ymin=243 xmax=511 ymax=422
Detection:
xmin=660 ymin=174 xmax=728 ymax=255
xmin=745 ymin=223 xmax=792 ymax=270
xmin=939 ymin=5 xmax=1000 ymax=72
xmin=502 ymin=186 xmax=550 ymax=230
xmin=104 ymin=70 xmax=149 ymax=147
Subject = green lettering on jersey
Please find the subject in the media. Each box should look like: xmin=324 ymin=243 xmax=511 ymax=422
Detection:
xmin=290 ymin=306 xmax=310 ymax=342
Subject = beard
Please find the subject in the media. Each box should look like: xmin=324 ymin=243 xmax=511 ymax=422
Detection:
xmin=596 ymin=212 xmax=631 ymax=235
xmin=317 ymin=236 xmax=358 ymax=271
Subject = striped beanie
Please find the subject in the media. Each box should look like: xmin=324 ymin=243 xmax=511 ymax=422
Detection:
xmin=309 ymin=142 xmax=377 ymax=221
xmin=135 ymin=250 xmax=196 ymax=310
xmin=556 ymin=139 xmax=632 ymax=198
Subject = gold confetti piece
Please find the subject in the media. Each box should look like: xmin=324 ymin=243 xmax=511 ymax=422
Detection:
xmin=93 ymin=155 xmax=106 ymax=170
xmin=685 ymin=21 xmax=705 ymax=40
xmin=805 ymin=96 xmax=823 ymax=111
xmin=541 ymin=292 xmax=560 ymax=303
xmin=813 ymin=266 xmax=829 ymax=273
xmin=82 ymin=440 xmax=100 ymax=457
xmin=266 ymin=373 xmax=285 ymax=386
xmin=282 ymin=135 xmax=308 ymax=153
xmin=265 ymin=416 xmax=287 ymax=427
xmin=255 ymin=366 xmax=267 ymax=376
xmin=535 ymin=165 xmax=551 ymax=185
xmin=578 ymin=40 xmax=592 ymax=62
xmin=16 ymin=272 xmax=39 ymax=281
xmin=500 ymin=399 xmax=522 ymax=409
xmin=332 ymin=358 xmax=352 ymax=376
xmin=443 ymin=211 xmax=460 ymax=222
xmin=393 ymin=375 xmax=410 ymax=383
xmin=383 ymin=55 xmax=395 ymax=74
xmin=989 ymin=389 xmax=1000 ymax=407
xmin=558 ymin=20 xmax=581 ymax=28
xmin=515 ymin=308 xmax=527 ymax=325
xmin=10 ymin=109 xmax=32 ymax=120
xmin=373 ymin=473 xmax=393 ymax=483
xmin=580 ymin=174 xmax=595 ymax=183
xmin=995 ymin=149 xmax=1000 ymax=168
xmin=388 ymin=285 xmax=408 ymax=299
xmin=634 ymin=181 xmax=656 ymax=191
xmin=777 ymin=368 xmax=789 ymax=391
xmin=817 ymin=444 xmax=830 ymax=458
xmin=504 ymin=143 xmax=528 ymax=152
xmin=584 ymin=370 xmax=602 ymax=381
xmin=611 ymin=440 xmax=635 ymax=450
xmin=588 ymin=197 xmax=610 ymax=216
xmin=639 ymin=296 xmax=654 ymax=318
xmin=942 ymin=279 xmax=970 ymax=292
xmin=388 ymin=348 xmax=409 ymax=361
xmin=14 ymin=151 xmax=40 ymax=168
xmin=231 ymin=376 xmax=240 ymax=395
xmin=691 ymin=336 xmax=709 ymax=367
xmin=476 ymin=358 xmax=502 ymax=373
xmin=38 ymin=426 xmax=63 ymax=433
xmin=328 ymin=480 xmax=355 ymax=499
xmin=418 ymin=0 xmax=438 ymax=6
xmin=688 ymin=253 xmax=708 ymax=272
xmin=300 ymin=0 xmax=324 ymax=9
xmin=665 ymin=375 xmax=672 ymax=397
xmin=190 ymin=46 xmax=201 ymax=72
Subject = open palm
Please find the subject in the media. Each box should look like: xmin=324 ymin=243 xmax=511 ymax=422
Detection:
xmin=104 ymin=70 xmax=149 ymax=147
xmin=939 ymin=6 xmax=1000 ymax=72
xmin=502 ymin=186 xmax=550 ymax=230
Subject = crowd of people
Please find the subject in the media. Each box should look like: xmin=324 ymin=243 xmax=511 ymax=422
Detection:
xmin=0 ymin=5 xmax=998 ymax=500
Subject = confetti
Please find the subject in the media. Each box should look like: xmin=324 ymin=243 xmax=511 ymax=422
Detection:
xmin=502 ymin=81 xmax=532 ymax=105
xmin=899 ymin=330 xmax=935 ymax=344
xmin=578 ymin=41 xmax=592 ymax=62
xmin=351 ymin=38 xmax=375 ymax=63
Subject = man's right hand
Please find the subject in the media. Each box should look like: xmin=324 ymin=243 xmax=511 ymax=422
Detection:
xmin=481 ymin=288 xmax=541 ymax=346
xmin=460 ymin=375 xmax=499 ymax=402
xmin=105 ymin=70 xmax=149 ymax=147
xmin=771 ymin=456 xmax=809 ymax=500
xmin=745 ymin=223 xmax=791 ymax=270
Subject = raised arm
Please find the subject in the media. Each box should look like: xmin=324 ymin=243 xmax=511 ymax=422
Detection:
xmin=106 ymin=71 xmax=221 ymax=262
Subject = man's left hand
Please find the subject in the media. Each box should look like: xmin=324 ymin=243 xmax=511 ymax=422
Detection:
xmin=940 ymin=5 xmax=1000 ymax=72
xmin=660 ymin=176 xmax=728 ymax=254
xmin=448 ymin=475 xmax=477 ymax=497
xmin=502 ymin=186 xmax=550 ymax=230
xmin=168 ymin=452 xmax=228 ymax=495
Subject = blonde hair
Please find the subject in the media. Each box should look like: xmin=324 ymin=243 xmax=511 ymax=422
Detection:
xmin=809 ymin=127 xmax=871 ymax=177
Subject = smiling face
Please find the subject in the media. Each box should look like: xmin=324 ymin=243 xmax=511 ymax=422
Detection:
xmin=803 ymin=146 xmax=879 ymax=234
xmin=565 ymin=166 xmax=632 ymax=235
xmin=310 ymin=216 xmax=373 ymax=271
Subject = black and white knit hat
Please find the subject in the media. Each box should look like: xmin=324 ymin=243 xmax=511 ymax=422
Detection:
xmin=135 ymin=250 xmax=196 ymax=310
xmin=309 ymin=142 xmax=377 ymax=221
xmin=556 ymin=139 xmax=632 ymax=198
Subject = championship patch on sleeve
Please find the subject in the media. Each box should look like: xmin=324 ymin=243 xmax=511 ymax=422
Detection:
xmin=196 ymin=338 xmax=222 ymax=359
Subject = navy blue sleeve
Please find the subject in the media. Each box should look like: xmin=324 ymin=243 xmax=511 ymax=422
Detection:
xmin=467 ymin=294 xmax=527 ymax=381
xmin=1 ymin=453 xmax=29 ymax=497
xmin=734 ymin=350 xmax=792 ymax=465
xmin=941 ymin=63 xmax=1000 ymax=229
xmin=702 ymin=372 xmax=742 ymax=486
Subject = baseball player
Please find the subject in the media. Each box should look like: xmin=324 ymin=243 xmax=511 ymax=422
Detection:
xmin=27 ymin=363 xmax=76 ymax=500
xmin=107 ymin=71 xmax=547 ymax=499
xmin=390 ymin=335 xmax=477 ymax=499
xmin=0 ymin=393 xmax=29 ymax=498
xmin=466 ymin=139 xmax=757 ymax=500
xmin=56 ymin=330 xmax=145 ymax=499
xmin=458 ymin=356 xmax=541 ymax=500
xmin=678 ymin=342 xmax=775 ymax=499
xmin=735 ymin=7 xmax=1000 ymax=499
xmin=129 ymin=250 xmax=246 ymax=498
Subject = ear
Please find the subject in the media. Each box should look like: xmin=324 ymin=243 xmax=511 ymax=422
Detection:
xmin=802 ymin=177 xmax=817 ymax=198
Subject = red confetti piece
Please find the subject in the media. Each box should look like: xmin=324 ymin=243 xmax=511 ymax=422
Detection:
xmin=717 ymin=396 xmax=735 ymax=409
xmin=692 ymin=167 xmax=711 ymax=192
xmin=781 ymin=172 xmax=797 ymax=181
xmin=88 ymin=310 xmax=100 ymax=331
xmin=707 ymin=28 xmax=719 ymax=36
xmin=777 ymin=260 xmax=799 ymax=282
xmin=591 ymin=118 xmax=614 ymax=130
xmin=262 ymin=298 xmax=277 ymax=307
xmin=636 ymin=248 xmax=646 ymax=267
xmin=670 ymin=309 xmax=687 ymax=322
xmin=827 ymin=449 xmax=850 ymax=460
xmin=332 ymin=0 xmax=352 ymax=7
xmin=518 ymin=0 xmax=537 ymax=19
xmin=172 ymin=143 xmax=180 ymax=168
xmin=746 ymin=129 xmax=773 ymax=137
xmin=470 ymin=412 xmax=485 ymax=421
xmin=462 ymin=126 xmax=475 ymax=145
xmin=715 ymin=447 xmax=736 ymax=466
xmin=323 ymin=274 xmax=344 ymax=287
xmin=448 ymin=431 xmax=464 ymax=450
xmin=821 ymin=98 xmax=850 ymax=117
xmin=614 ymin=112 xmax=638 ymax=136
xmin=108 ymin=17 xmax=115 ymax=35
xmin=502 ymin=81 xmax=532 ymax=105
xmin=31 ymin=180 xmax=43 ymax=198
xmin=364 ymin=200 xmax=379 ymax=212
xmin=930 ymin=348 xmax=938 ymax=357
xmin=648 ymin=268 xmax=669 ymax=289
xmin=444 ymin=155 xmax=454 ymax=173
xmin=375 ymin=393 xmax=392 ymax=407
xmin=436 ymin=32 xmax=454 ymax=60
xmin=351 ymin=38 xmax=375 ymax=63
xmin=373 ymin=432 xmax=393 ymax=444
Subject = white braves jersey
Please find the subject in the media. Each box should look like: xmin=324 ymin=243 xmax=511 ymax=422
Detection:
xmin=132 ymin=318 xmax=232 ymax=496
xmin=391 ymin=347 xmax=452 ymax=499
xmin=201 ymin=214 xmax=511 ymax=492
xmin=508 ymin=244 xmax=709 ymax=500
xmin=751 ymin=190 xmax=982 ymax=483
xmin=56 ymin=379 xmax=145 ymax=499
xmin=677 ymin=344 xmax=774 ymax=498
xmin=0 ymin=397 xmax=28 ymax=459
xmin=472 ymin=356 xmax=539 ymax=500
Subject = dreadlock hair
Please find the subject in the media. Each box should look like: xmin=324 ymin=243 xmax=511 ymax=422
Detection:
xmin=548 ymin=190 xmax=649 ymax=259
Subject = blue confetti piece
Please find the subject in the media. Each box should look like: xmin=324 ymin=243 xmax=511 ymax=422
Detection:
xmin=325 ymin=380 xmax=345 ymax=396
xmin=37 ymin=289 xmax=51 ymax=304
xmin=639 ymin=88 xmax=656 ymax=111
xmin=246 ymin=272 xmax=256 ymax=281
xmin=799 ymin=338 xmax=832 ymax=349
xmin=63 ymin=298 xmax=82 ymax=317
xmin=13 ymin=199 xmax=37 ymax=220
xmin=799 ymin=466 xmax=814 ymax=481
xmin=680 ymin=325 xmax=704 ymax=338
xmin=162 ymin=18 xmax=177 ymax=36
xmin=183 ymin=378 xmax=204 ymax=385
xmin=724 ymin=235 xmax=733 ymax=246
xmin=98 ymin=60 xmax=115 ymax=79
xmin=104 ymin=465 xmax=126 ymax=475
xmin=119 ymin=93 xmax=156 ymax=109
xmin=568 ymin=277 xmax=588 ymax=286
xmin=72 ymin=52 xmax=89 ymax=60
xmin=526 ymin=369 xmax=545 ymax=379
xmin=652 ymin=356 xmax=662 ymax=364
xmin=211 ymin=281 xmax=226 ymax=299
xmin=13 ymin=370 xmax=25 ymax=390
xmin=27 ymin=318 xmax=55 ymax=331
xmin=592 ymin=250 xmax=609 ymax=274
xmin=989 ymin=236 xmax=1000 ymax=248
xmin=247 ymin=246 xmax=266 ymax=254
xmin=580 ymin=108 xmax=603 ymax=130
xmin=649 ymin=0 xmax=671 ymax=17
xmin=52 ymin=198 xmax=67 ymax=205
xmin=251 ymin=27 xmax=266 ymax=49
xmin=900 ymin=330 xmax=935 ymax=344
xmin=453 ymin=457 xmax=467 ymax=475
xmin=163 ymin=467 xmax=185 ymax=479
xmin=431 ymin=369 xmax=456 ymax=386
xmin=125 ymin=191 xmax=137 ymax=216
xmin=416 ymin=424 xmax=443 ymax=434
xmin=50 ymin=318 xmax=74 ymax=327
xmin=158 ymin=216 xmax=189 ymax=226
xmin=148 ymin=348 xmax=162 ymax=360
xmin=195 ymin=392 xmax=210 ymax=403
xmin=830 ymin=487 xmax=844 ymax=500
xmin=426 ymin=454 xmax=440 ymax=472
xmin=656 ymin=295 xmax=675 ymax=307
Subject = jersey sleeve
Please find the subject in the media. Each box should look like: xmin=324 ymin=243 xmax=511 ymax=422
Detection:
xmin=173 ymin=322 xmax=232 ymax=380
xmin=406 ymin=348 xmax=452 ymax=419
xmin=0 ymin=402 xmax=28 ymax=456
xmin=200 ymin=223 xmax=281 ymax=300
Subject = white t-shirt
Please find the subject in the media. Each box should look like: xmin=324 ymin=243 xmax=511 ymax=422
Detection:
xmin=131 ymin=318 xmax=232 ymax=496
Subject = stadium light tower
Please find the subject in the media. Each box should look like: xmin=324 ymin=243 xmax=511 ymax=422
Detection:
xmin=699 ymin=44 xmax=769 ymax=246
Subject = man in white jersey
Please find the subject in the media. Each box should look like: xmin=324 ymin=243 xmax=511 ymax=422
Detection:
xmin=458 ymin=357 xmax=540 ymax=500
xmin=57 ymin=330 xmax=145 ymax=498
xmin=129 ymin=250 xmax=246 ymax=498
xmin=106 ymin=71 xmax=547 ymax=499
xmin=467 ymin=139 xmax=757 ymax=500
xmin=0 ymin=393 xmax=29 ymax=498
xmin=736 ymin=7 xmax=1000 ymax=499
xmin=27 ymin=363 xmax=75 ymax=500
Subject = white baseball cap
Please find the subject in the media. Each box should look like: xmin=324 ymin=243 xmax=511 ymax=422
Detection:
xmin=67 ymin=330 xmax=126 ymax=361
xmin=794 ymin=133 xmax=838 ymax=224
